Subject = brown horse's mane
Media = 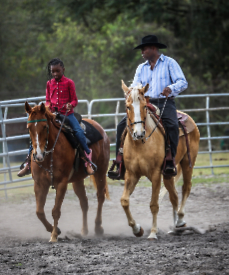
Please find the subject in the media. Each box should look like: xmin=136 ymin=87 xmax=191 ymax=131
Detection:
xmin=44 ymin=107 xmax=56 ymax=122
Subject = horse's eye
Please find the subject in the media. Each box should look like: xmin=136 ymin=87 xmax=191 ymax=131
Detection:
xmin=127 ymin=107 xmax=130 ymax=110
xmin=43 ymin=125 xmax=47 ymax=129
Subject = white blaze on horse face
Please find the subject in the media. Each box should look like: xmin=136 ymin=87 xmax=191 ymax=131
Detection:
xmin=35 ymin=132 xmax=43 ymax=160
xmin=131 ymin=88 xmax=145 ymax=139
xmin=132 ymin=100 xmax=142 ymax=135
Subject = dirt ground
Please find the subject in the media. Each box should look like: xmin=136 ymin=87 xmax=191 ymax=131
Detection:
xmin=0 ymin=180 xmax=229 ymax=275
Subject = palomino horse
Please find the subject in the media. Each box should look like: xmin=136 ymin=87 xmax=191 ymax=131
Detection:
xmin=120 ymin=81 xmax=200 ymax=239
xmin=25 ymin=102 xmax=110 ymax=242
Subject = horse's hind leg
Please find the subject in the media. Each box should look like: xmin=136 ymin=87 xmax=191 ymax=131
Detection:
xmin=50 ymin=180 xmax=68 ymax=242
xmin=163 ymin=176 xmax=179 ymax=228
xmin=91 ymin=173 xmax=107 ymax=235
xmin=72 ymin=179 xmax=89 ymax=236
xmin=34 ymin=181 xmax=53 ymax=234
xmin=121 ymin=172 xmax=142 ymax=237
xmin=177 ymin=153 xmax=197 ymax=227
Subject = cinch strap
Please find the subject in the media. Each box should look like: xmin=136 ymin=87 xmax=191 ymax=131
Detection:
xmin=27 ymin=119 xmax=47 ymax=124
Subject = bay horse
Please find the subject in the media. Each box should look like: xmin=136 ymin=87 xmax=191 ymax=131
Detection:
xmin=120 ymin=81 xmax=200 ymax=239
xmin=25 ymin=102 xmax=110 ymax=242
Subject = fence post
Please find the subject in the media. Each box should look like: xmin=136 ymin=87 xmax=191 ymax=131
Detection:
xmin=115 ymin=101 xmax=120 ymax=129
xmin=0 ymin=104 xmax=9 ymax=198
xmin=206 ymin=96 xmax=214 ymax=175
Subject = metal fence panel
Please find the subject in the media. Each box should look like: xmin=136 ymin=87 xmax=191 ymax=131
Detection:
xmin=1 ymin=94 xmax=229 ymax=196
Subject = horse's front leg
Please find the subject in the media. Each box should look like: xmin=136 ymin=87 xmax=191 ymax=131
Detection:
xmin=148 ymin=171 xmax=162 ymax=240
xmin=50 ymin=180 xmax=68 ymax=243
xmin=34 ymin=181 xmax=53 ymax=234
xmin=120 ymin=171 xmax=143 ymax=237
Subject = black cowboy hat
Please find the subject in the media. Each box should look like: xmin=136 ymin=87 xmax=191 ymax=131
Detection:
xmin=134 ymin=35 xmax=167 ymax=50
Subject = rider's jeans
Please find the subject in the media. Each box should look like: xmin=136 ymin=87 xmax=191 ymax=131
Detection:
xmin=67 ymin=113 xmax=91 ymax=154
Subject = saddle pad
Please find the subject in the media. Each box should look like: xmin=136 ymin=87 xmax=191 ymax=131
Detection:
xmin=177 ymin=111 xmax=196 ymax=137
xmin=81 ymin=120 xmax=103 ymax=145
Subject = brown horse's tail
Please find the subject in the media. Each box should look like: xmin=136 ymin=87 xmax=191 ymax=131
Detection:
xmin=90 ymin=175 xmax=110 ymax=200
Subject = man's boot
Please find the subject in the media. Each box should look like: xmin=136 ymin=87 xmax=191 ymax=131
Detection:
xmin=162 ymin=146 xmax=177 ymax=178
xmin=108 ymin=149 xmax=125 ymax=180
xmin=84 ymin=149 xmax=95 ymax=175
xmin=17 ymin=155 xmax=31 ymax=177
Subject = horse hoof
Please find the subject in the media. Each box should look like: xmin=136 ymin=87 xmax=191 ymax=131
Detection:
xmin=134 ymin=227 xmax=144 ymax=237
xmin=148 ymin=238 xmax=157 ymax=241
xmin=147 ymin=232 xmax=157 ymax=240
xmin=81 ymin=228 xmax=89 ymax=236
xmin=49 ymin=237 xmax=57 ymax=243
xmin=57 ymin=227 xmax=61 ymax=235
xmin=95 ymin=226 xmax=104 ymax=236
xmin=176 ymin=222 xmax=186 ymax=228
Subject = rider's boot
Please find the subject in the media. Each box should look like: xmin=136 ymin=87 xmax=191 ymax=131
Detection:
xmin=162 ymin=146 xmax=177 ymax=178
xmin=17 ymin=155 xmax=31 ymax=177
xmin=84 ymin=149 xmax=95 ymax=175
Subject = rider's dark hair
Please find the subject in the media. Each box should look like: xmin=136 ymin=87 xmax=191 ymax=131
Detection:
xmin=47 ymin=58 xmax=64 ymax=81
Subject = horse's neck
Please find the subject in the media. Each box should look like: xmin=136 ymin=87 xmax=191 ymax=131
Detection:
xmin=47 ymin=120 xmax=59 ymax=149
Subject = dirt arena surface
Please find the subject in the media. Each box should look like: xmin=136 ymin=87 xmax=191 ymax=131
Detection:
xmin=0 ymin=180 xmax=229 ymax=274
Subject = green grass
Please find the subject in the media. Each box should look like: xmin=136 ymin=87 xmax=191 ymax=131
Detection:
xmin=0 ymin=152 xmax=228 ymax=199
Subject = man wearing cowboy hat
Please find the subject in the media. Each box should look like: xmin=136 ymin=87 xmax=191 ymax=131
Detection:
xmin=108 ymin=34 xmax=188 ymax=179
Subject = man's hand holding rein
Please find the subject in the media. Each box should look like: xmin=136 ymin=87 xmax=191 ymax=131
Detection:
xmin=161 ymin=87 xmax=172 ymax=98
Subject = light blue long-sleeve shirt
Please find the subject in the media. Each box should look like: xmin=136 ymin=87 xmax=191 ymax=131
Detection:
xmin=131 ymin=54 xmax=188 ymax=98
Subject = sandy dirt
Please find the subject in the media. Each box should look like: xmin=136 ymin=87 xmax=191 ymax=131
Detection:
xmin=0 ymin=181 xmax=229 ymax=274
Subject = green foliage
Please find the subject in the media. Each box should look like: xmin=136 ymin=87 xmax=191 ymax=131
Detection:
xmin=0 ymin=0 xmax=229 ymax=141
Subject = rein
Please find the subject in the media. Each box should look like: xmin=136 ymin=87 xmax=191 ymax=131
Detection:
xmin=28 ymin=108 xmax=68 ymax=189
xmin=144 ymin=97 xmax=167 ymax=142
xmin=127 ymin=97 xmax=168 ymax=143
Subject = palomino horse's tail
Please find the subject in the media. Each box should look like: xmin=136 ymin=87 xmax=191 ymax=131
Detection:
xmin=159 ymin=163 xmax=182 ymax=204
xmin=90 ymin=175 xmax=110 ymax=200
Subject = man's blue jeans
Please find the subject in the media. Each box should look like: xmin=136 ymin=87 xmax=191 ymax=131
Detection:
xmin=28 ymin=113 xmax=90 ymax=155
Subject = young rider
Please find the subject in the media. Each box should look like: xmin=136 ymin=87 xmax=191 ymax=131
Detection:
xmin=17 ymin=58 xmax=94 ymax=176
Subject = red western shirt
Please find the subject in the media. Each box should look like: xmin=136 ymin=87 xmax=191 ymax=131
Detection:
xmin=45 ymin=75 xmax=78 ymax=115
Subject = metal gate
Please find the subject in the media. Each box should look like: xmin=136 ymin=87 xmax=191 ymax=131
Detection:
xmin=1 ymin=93 xmax=229 ymax=197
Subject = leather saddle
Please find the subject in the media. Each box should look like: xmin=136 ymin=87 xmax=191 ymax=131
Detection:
xmin=54 ymin=112 xmax=103 ymax=148
xmin=146 ymin=103 xmax=195 ymax=137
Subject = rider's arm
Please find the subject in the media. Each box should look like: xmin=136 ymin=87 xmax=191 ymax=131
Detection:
xmin=68 ymin=79 xmax=78 ymax=108
xmin=167 ymin=59 xmax=188 ymax=97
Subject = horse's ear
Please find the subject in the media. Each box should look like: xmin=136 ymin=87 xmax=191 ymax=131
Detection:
xmin=139 ymin=83 xmax=149 ymax=94
xmin=121 ymin=80 xmax=129 ymax=95
xmin=25 ymin=101 xmax=32 ymax=114
xmin=40 ymin=102 xmax=46 ymax=114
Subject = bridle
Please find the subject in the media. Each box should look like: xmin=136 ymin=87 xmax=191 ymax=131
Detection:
xmin=127 ymin=113 xmax=146 ymax=141
xmin=27 ymin=111 xmax=68 ymax=189
xmin=126 ymin=96 xmax=168 ymax=143
xmin=27 ymin=118 xmax=49 ymax=160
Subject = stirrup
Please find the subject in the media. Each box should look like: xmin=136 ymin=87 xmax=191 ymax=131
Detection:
xmin=162 ymin=158 xmax=177 ymax=178
xmin=108 ymin=151 xmax=125 ymax=180
xmin=108 ymin=164 xmax=122 ymax=180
